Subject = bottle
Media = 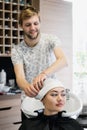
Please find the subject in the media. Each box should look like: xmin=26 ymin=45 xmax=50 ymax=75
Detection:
xmin=0 ymin=69 xmax=6 ymax=85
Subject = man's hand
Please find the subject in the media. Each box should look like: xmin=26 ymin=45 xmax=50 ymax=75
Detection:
xmin=33 ymin=73 xmax=47 ymax=91
xmin=24 ymin=84 xmax=40 ymax=97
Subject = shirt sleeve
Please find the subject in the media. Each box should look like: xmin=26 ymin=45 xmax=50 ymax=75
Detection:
xmin=11 ymin=44 xmax=23 ymax=65
xmin=49 ymin=34 xmax=62 ymax=49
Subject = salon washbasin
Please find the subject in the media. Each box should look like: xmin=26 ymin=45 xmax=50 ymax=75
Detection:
xmin=63 ymin=93 xmax=83 ymax=119
xmin=21 ymin=92 xmax=83 ymax=119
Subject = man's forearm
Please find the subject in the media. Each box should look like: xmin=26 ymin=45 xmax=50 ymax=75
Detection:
xmin=42 ymin=57 xmax=68 ymax=77
xmin=16 ymin=77 xmax=30 ymax=91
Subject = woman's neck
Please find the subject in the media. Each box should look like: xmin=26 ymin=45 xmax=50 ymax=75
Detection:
xmin=43 ymin=110 xmax=58 ymax=116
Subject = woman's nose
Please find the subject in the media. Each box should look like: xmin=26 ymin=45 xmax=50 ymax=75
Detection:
xmin=57 ymin=95 xmax=63 ymax=100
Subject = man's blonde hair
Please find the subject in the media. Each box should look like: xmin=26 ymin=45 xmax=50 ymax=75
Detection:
xmin=19 ymin=6 xmax=40 ymax=26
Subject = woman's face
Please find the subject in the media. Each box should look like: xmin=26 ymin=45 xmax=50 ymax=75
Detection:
xmin=42 ymin=87 xmax=66 ymax=115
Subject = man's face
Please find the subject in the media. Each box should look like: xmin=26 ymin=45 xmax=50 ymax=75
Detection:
xmin=21 ymin=15 xmax=40 ymax=40
xmin=42 ymin=87 xmax=66 ymax=115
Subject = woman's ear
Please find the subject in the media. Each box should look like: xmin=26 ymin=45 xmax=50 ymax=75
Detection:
xmin=41 ymin=98 xmax=43 ymax=103
xmin=41 ymin=94 xmax=46 ymax=106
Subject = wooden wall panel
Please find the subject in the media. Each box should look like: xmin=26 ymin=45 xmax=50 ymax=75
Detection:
xmin=40 ymin=0 xmax=72 ymax=89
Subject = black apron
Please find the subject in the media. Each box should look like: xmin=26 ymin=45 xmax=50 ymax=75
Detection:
xmin=19 ymin=112 xmax=83 ymax=130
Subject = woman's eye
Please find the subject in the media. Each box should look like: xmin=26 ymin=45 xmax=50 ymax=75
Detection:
xmin=61 ymin=93 xmax=66 ymax=97
xmin=51 ymin=93 xmax=58 ymax=96
xmin=50 ymin=93 xmax=66 ymax=97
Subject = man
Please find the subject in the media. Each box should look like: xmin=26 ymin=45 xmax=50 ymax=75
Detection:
xmin=11 ymin=6 xmax=67 ymax=120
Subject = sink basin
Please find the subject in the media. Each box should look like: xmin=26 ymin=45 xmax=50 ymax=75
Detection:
xmin=63 ymin=93 xmax=83 ymax=118
xmin=21 ymin=92 xmax=83 ymax=118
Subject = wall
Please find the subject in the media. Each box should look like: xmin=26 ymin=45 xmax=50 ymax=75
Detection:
xmin=73 ymin=0 xmax=87 ymax=105
xmin=40 ymin=0 xmax=72 ymax=89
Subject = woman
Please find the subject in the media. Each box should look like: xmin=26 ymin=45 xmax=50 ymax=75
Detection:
xmin=19 ymin=78 xmax=83 ymax=130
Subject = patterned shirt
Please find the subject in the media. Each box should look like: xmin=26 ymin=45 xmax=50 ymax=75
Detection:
xmin=11 ymin=33 xmax=61 ymax=100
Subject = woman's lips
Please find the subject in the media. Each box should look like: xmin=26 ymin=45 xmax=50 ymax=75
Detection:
xmin=56 ymin=103 xmax=63 ymax=107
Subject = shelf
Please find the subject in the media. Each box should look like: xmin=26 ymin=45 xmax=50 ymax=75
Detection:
xmin=0 ymin=0 xmax=39 ymax=57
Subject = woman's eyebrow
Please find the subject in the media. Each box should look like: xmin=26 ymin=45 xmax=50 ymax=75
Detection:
xmin=50 ymin=89 xmax=65 ymax=93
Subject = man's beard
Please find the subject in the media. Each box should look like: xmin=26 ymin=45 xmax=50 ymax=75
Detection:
xmin=25 ymin=31 xmax=40 ymax=40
